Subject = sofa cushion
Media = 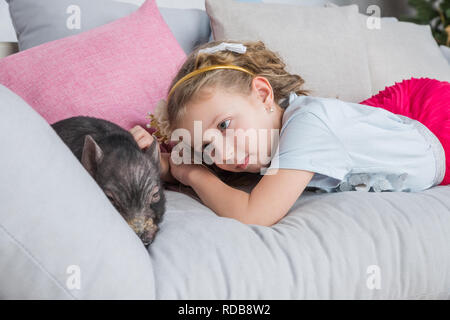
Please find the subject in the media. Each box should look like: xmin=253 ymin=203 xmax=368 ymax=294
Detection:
xmin=6 ymin=0 xmax=137 ymax=51
xmin=151 ymin=185 xmax=450 ymax=299
xmin=359 ymin=13 xmax=450 ymax=95
xmin=0 ymin=0 xmax=186 ymax=131
xmin=0 ymin=84 xmax=155 ymax=299
xmin=440 ymin=45 xmax=450 ymax=65
xmin=6 ymin=0 xmax=210 ymax=55
xmin=206 ymin=0 xmax=373 ymax=103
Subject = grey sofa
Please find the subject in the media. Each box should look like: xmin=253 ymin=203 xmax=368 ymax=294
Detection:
xmin=1 ymin=84 xmax=449 ymax=299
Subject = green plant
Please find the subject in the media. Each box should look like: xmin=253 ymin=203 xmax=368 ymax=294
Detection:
xmin=399 ymin=0 xmax=450 ymax=46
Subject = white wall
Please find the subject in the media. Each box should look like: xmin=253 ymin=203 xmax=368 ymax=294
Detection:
xmin=0 ymin=0 xmax=17 ymax=41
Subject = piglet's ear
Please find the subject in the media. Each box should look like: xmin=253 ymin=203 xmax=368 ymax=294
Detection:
xmin=81 ymin=135 xmax=104 ymax=178
xmin=145 ymin=135 xmax=160 ymax=165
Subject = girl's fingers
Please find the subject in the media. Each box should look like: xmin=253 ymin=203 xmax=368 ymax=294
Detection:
xmin=137 ymin=139 xmax=147 ymax=150
xmin=144 ymin=135 xmax=155 ymax=146
xmin=129 ymin=126 xmax=155 ymax=146
xmin=129 ymin=125 xmax=141 ymax=135
xmin=132 ymin=128 xmax=146 ymax=140
xmin=137 ymin=131 xmax=147 ymax=141
xmin=137 ymin=135 xmax=155 ymax=150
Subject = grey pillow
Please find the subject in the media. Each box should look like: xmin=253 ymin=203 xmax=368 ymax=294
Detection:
xmin=358 ymin=14 xmax=450 ymax=95
xmin=206 ymin=0 xmax=373 ymax=103
xmin=6 ymin=0 xmax=211 ymax=55
xmin=0 ymin=84 xmax=155 ymax=299
xmin=440 ymin=45 xmax=450 ymax=65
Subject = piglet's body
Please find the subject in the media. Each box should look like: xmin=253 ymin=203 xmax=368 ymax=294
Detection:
xmin=51 ymin=116 xmax=165 ymax=246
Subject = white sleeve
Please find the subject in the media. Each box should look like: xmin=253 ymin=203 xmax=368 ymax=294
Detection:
xmin=263 ymin=111 xmax=352 ymax=180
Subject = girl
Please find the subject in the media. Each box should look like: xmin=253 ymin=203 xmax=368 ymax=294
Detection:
xmin=129 ymin=40 xmax=449 ymax=227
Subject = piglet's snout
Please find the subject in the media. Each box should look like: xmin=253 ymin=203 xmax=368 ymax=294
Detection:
xmin=128 ymin=216 xmax=158 ymax=245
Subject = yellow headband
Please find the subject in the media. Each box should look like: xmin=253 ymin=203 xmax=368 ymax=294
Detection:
xmin=167 ymin=64 xmax=255 ymax=99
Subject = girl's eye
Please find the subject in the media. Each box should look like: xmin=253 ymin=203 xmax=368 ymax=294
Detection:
xmin=218 ymin=119 xmax=230 ymax=131
xmin=202 ymin=119 xmax=231 ymax=150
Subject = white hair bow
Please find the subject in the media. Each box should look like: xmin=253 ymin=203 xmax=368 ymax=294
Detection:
xmin=198 ymin=42 xmax=247 ymax=55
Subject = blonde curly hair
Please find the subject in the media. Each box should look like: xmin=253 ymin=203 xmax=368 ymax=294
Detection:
xmin=149 ymin=39 xmax=310 ymax=187
xmin=146 ymin=99 xmax=171 ymax=144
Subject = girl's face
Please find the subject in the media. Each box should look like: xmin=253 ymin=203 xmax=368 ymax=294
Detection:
xmin=176 ymin=78 xmax=284 ymax=173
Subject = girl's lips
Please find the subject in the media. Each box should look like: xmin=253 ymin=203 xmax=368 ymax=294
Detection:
xmin=237 ymin=155 xmax=249 ymax=169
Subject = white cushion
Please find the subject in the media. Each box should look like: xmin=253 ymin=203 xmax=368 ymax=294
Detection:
xmin=359 ymin=14 xmax=450 ymax=95
xmin=206 ymin=0 xmax=373 ymax=103
xmin=0 ymin=84 xmax=155 ymax=299
xmin=440 ymin=45 xmax=450 ymax=64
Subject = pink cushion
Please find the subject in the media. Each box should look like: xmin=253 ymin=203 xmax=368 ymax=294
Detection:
xmin=0 ymin=0 xmax=186 ymax=130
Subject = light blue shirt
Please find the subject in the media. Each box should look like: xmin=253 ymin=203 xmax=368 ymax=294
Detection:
xmin=262 ymin=92 xmax=446 ymax=192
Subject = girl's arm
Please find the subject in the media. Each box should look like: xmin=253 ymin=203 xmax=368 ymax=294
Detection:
xmin=187 ymin=167 xmax=315 ymax=226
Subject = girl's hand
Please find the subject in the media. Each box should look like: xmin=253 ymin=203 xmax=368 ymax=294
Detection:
xmin=129 ymin=125 xmax=157 ymax=151
xmin=129 ymin=125 xmax=174 ymax=181
xmin=167 ymin=154 xmax=210 ymax=186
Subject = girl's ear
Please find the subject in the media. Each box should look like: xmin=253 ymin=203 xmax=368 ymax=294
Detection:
xmin=252 ymin=76 xmax=273 ymax=105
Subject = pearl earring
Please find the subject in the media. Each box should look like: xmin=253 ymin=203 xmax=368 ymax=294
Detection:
xmin=264 ymin=103 xmax=274 ymax=113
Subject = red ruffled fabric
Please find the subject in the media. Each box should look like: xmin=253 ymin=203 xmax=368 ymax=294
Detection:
xmin=359 ymin=77 xmax=450 ymax=185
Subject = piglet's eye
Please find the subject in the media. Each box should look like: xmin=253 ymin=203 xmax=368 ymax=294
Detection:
xmin=150 ymin=186 xmax=160 ymax=202
xmin=106 ymin=192 xmax=121 ymax=210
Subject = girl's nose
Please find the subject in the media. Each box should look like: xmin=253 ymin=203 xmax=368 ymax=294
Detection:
xmin=224 ymin=147 xmax=235 ymax=164
xmin=218 ymin=144 xmax=233 ymax=164
xmin=215 ymin=136 xmax=235 ymax=164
